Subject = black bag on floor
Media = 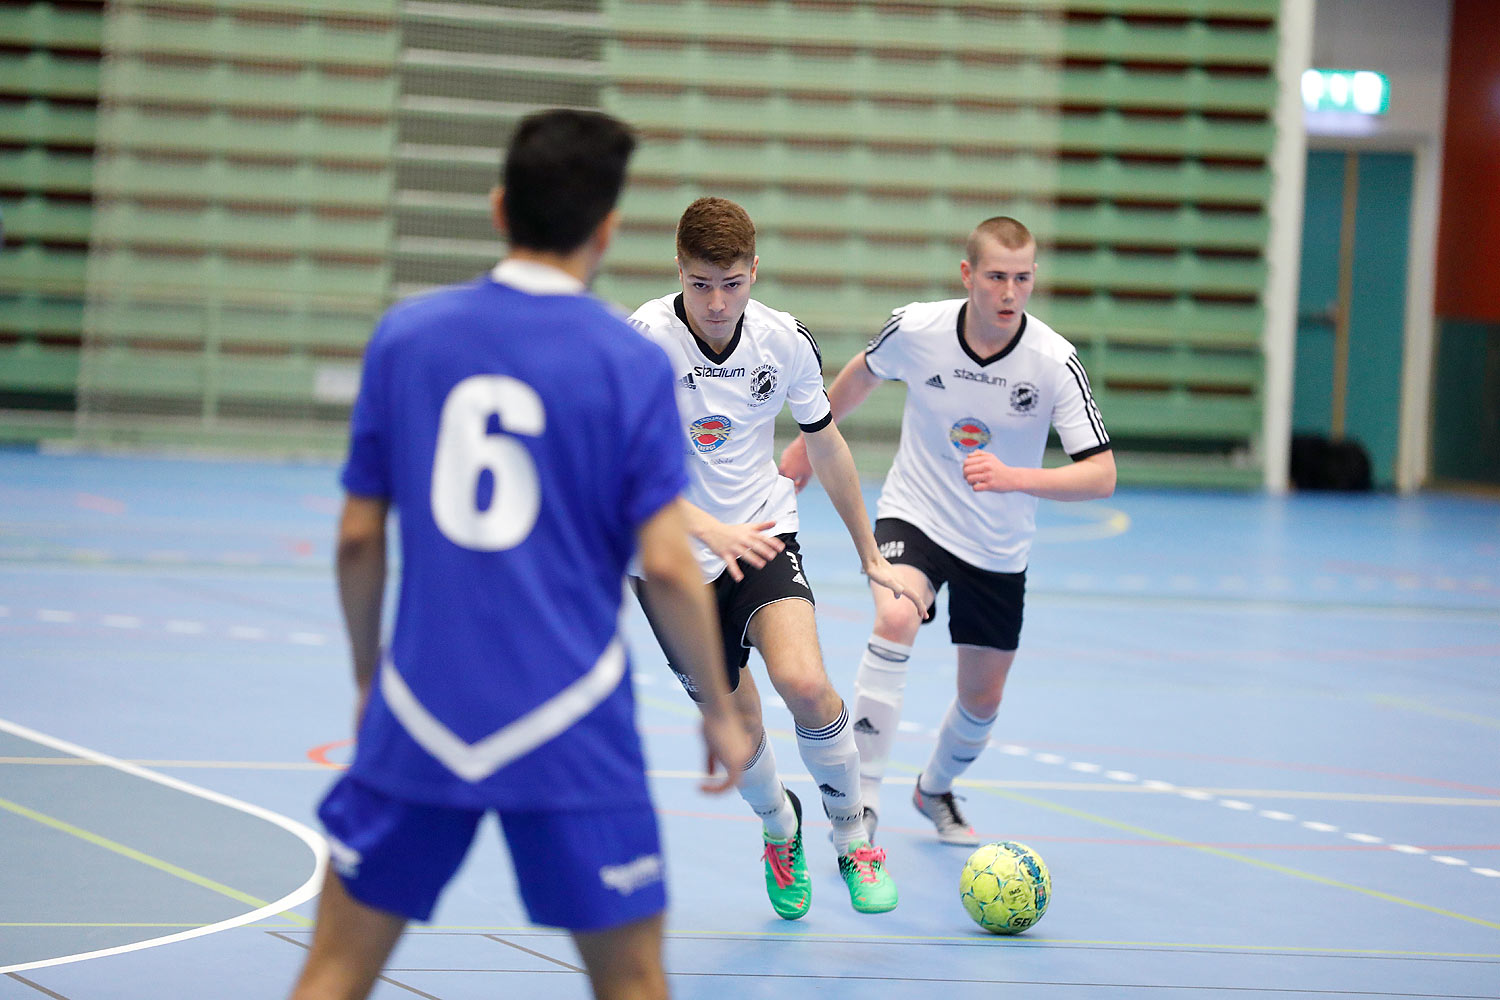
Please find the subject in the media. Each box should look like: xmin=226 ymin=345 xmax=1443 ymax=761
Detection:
xmin=1290 ymin=433 xmax=1373 ymax=491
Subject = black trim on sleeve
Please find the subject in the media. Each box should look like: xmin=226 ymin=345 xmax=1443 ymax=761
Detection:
xmin=1068 ymin=442 xmax=1114 ymax=461
xmin=867 ymin=311 xmax=902 ymax=354
xmin=798 ymin=410 xmax=833 ymax=434
xmin=794 ymin=319 xmax=821 ymax=367
xmin=1064 ymin=353 xmax=1109 ymax=445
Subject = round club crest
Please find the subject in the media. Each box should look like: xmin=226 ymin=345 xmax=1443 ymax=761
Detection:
xmin=689 ymin=414 xmax=733 ymax=453
xmin=1010 ymin=381 xmax=1039 ymax=413
xmin=749 ymin=364 xmax=779 ymax=405
xmin=949 ymin=417 xmax=992 ymax=453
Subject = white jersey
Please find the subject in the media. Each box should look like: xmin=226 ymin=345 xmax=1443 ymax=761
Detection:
xmin=864 ymin=299 xmax=1110 ymax=573
xmin=630 ymin=293 xmax=832 ymax=581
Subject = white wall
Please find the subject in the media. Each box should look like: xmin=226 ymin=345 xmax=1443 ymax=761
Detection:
xmin=1307 ymin=0 xmax=1453 ymax=144
xmin=1303 ymin=0 xmax=1453 ymax=491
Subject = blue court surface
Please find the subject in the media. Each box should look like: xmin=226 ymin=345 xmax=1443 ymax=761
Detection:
xmin=1 ymin=449 xmax=1497 ymax=999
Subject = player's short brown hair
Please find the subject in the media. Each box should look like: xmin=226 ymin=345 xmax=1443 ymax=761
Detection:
xmin=966 ymin=216 xmax=1034 ymax=263
xmin=676 ymin=197 xmax=756 ymax=267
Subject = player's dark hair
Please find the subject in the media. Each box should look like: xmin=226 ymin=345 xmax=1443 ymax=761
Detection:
xmin=966 ymin=216 xmax=1034 ymax=263
xmin=676 ymin=197 xmax=756 ymax=267
xmin=502 ymin=109 xmax=636 ymax=253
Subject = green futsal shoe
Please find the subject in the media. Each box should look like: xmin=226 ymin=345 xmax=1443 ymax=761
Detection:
xmin=838 ymin=838 xmax=898 ymax=913
xmin=762 ymin=788 xmax=811 ymax=920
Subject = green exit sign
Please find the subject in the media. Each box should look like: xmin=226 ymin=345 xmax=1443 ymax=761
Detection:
xmin=1302 ymin=69 xmax=1390 ymax=115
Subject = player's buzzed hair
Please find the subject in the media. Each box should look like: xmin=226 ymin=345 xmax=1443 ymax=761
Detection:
xmin=966 ymin=216 xmax=1034 ymax=263
xmin=676 ymin=197 xmax=756 ymax=267
xmin=502 ymin=109 xmax=636 ymax=253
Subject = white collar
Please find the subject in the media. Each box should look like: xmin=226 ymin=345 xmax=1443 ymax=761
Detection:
xmin=490 ymin=258 xmax=586 ymax=295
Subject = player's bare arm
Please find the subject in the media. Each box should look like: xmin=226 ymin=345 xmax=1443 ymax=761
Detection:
xmin=676 ymin=498 xmax=785 ymax=582
xmin=779 ymin=350 xmax=882 ymax=491
xmin=802 ymin=422 xmax=927 ymax=618
xmin=637 ymin=498 xmax=754 ymax=791
xmin=335 ymin=494 xmax=389 ymax=724
xmin=962 ymin=449 xmax=1116 ymax=501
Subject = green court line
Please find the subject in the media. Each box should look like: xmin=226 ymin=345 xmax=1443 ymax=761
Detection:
xmin=0 ymin=795 xmax=312 ymax=927
xmin=1368 ymin=695 xmax=1500 ymax=730
xmin=963 ymin=784 xmax=1500 ymax=931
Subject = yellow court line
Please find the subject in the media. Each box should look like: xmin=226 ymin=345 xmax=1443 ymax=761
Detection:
xmin=3 ymin=757 xmax=1495 ymax=807
xmin=0 ymin=795 xmax=311 ymax=927
xmin=1368 ymin=695 xmax=1500 ymax=730
xmin=966 ymin=785 xmax=1500 ymax=931
xmin=378 ymin=926 xmax=1500 ymax=960
xmin=0 ymin=922 xmax=305 ymax=929
xmin=0 ymin=757 xmax=330 ymax=770
xmin=1038 ymin=504 xmax=1132 ymax=543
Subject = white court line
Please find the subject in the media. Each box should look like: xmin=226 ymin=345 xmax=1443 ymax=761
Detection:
xmin=0 ymin=717 xmax=328 ymax=975
xmin=985 ymin=744 xmax=1499 ymax=884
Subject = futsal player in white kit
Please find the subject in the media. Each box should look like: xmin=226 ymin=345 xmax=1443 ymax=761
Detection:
xmin=780 ymin=216 xmax=1115 ymax=844
xmin=630 ymin=196 xmax=924 ymax=918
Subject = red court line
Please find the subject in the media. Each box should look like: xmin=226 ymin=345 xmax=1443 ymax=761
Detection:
xmin=307 ymin=739 xmax=351 ymax=770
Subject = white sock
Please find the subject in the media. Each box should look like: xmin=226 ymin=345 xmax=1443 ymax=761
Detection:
xmin=920 ymin=699 xmax=996 ymax=795
xmin=739 ymin=729 xmax=796 ymax=839
xmin=796 ymin=703 xmax=868 ymax=854
xmin=851 ymin=635 xmax=911 ymax=814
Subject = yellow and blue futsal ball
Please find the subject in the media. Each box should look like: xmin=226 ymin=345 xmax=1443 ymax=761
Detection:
xmin=959 ymin=841 xmax=1051 ymax=934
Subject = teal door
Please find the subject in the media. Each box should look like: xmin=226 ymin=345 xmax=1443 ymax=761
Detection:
xmin=1293 ymin=150 xmax=1413 ymax=488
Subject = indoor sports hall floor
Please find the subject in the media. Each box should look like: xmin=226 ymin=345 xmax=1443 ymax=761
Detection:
xmin=1 ymin=448 xmax=1497 ymax=1000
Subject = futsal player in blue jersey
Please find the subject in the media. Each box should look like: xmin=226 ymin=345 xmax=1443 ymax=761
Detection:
xmin=288 ymin=110 xmax=751 ymax=1000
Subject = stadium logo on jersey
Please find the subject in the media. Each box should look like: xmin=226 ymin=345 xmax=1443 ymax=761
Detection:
xmin=689 ymin=414 xmax=733 ymax=452
xmin=954 ymin=368 xmax=1007 ymax=387
xmin=925 ymin=374 xmax=946 ymax=389
xmin=1010 ymin=381 xmax=1040 ymax=413
xmin=749 ymin=364 xmax=779 ymax=405
xmin=693 ymin=365 xmax=745 ymax=379
xmin=678 ymin=372 xmax=697 ymax=390
xmin=949 ymin=418 xmax=992 ymax=453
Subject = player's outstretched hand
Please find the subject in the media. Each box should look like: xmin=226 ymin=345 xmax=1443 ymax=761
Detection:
xmin=963 ymin=450 xmax=1021 ymax=493
xmin=862 ymin=553 xmax=930 ymax=621
xmin=699 ymin=520 xmax=785 ymax=581
xmin=777 ymin=435 xmax=813 ymax=492
xmin=698 ymin=709 xmax=754 ymax=794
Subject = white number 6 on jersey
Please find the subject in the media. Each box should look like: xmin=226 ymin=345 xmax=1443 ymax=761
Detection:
xmin=431 ymin=374 xmax=545 ymax=551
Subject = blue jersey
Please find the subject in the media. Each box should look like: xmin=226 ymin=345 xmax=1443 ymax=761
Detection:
xmin=340 ymin=262 xmax=686 ymax=810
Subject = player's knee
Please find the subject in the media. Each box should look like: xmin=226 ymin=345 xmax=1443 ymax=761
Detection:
xmin=873 ymin=603 xmax=922 ymax=642
xmin=778 ymin=672 xmax=837 ymax=722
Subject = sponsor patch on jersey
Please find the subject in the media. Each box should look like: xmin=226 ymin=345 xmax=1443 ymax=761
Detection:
xmin=678 ymin=372 xmax=697 ymax=390
xmin=1010 ymin=381 xmax=1040 ymax=413
xmin=954 ymin=368 xmax=1007 ymax=387
xmin=749 ymin=363 xmax=779 ymax=405
xmin=689 ymin=414 xmax=733 ymax=452
xmin=925 ymin=374 xmax=946 ymax=389
xmin=693 ymin=365 xmax=745 ymax=378
xmin=949 ymin=418 xmax=992 ymax=453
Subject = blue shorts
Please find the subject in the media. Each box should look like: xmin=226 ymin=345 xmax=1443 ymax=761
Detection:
xmin=317 ymin=774 xmax=667 ymax=931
